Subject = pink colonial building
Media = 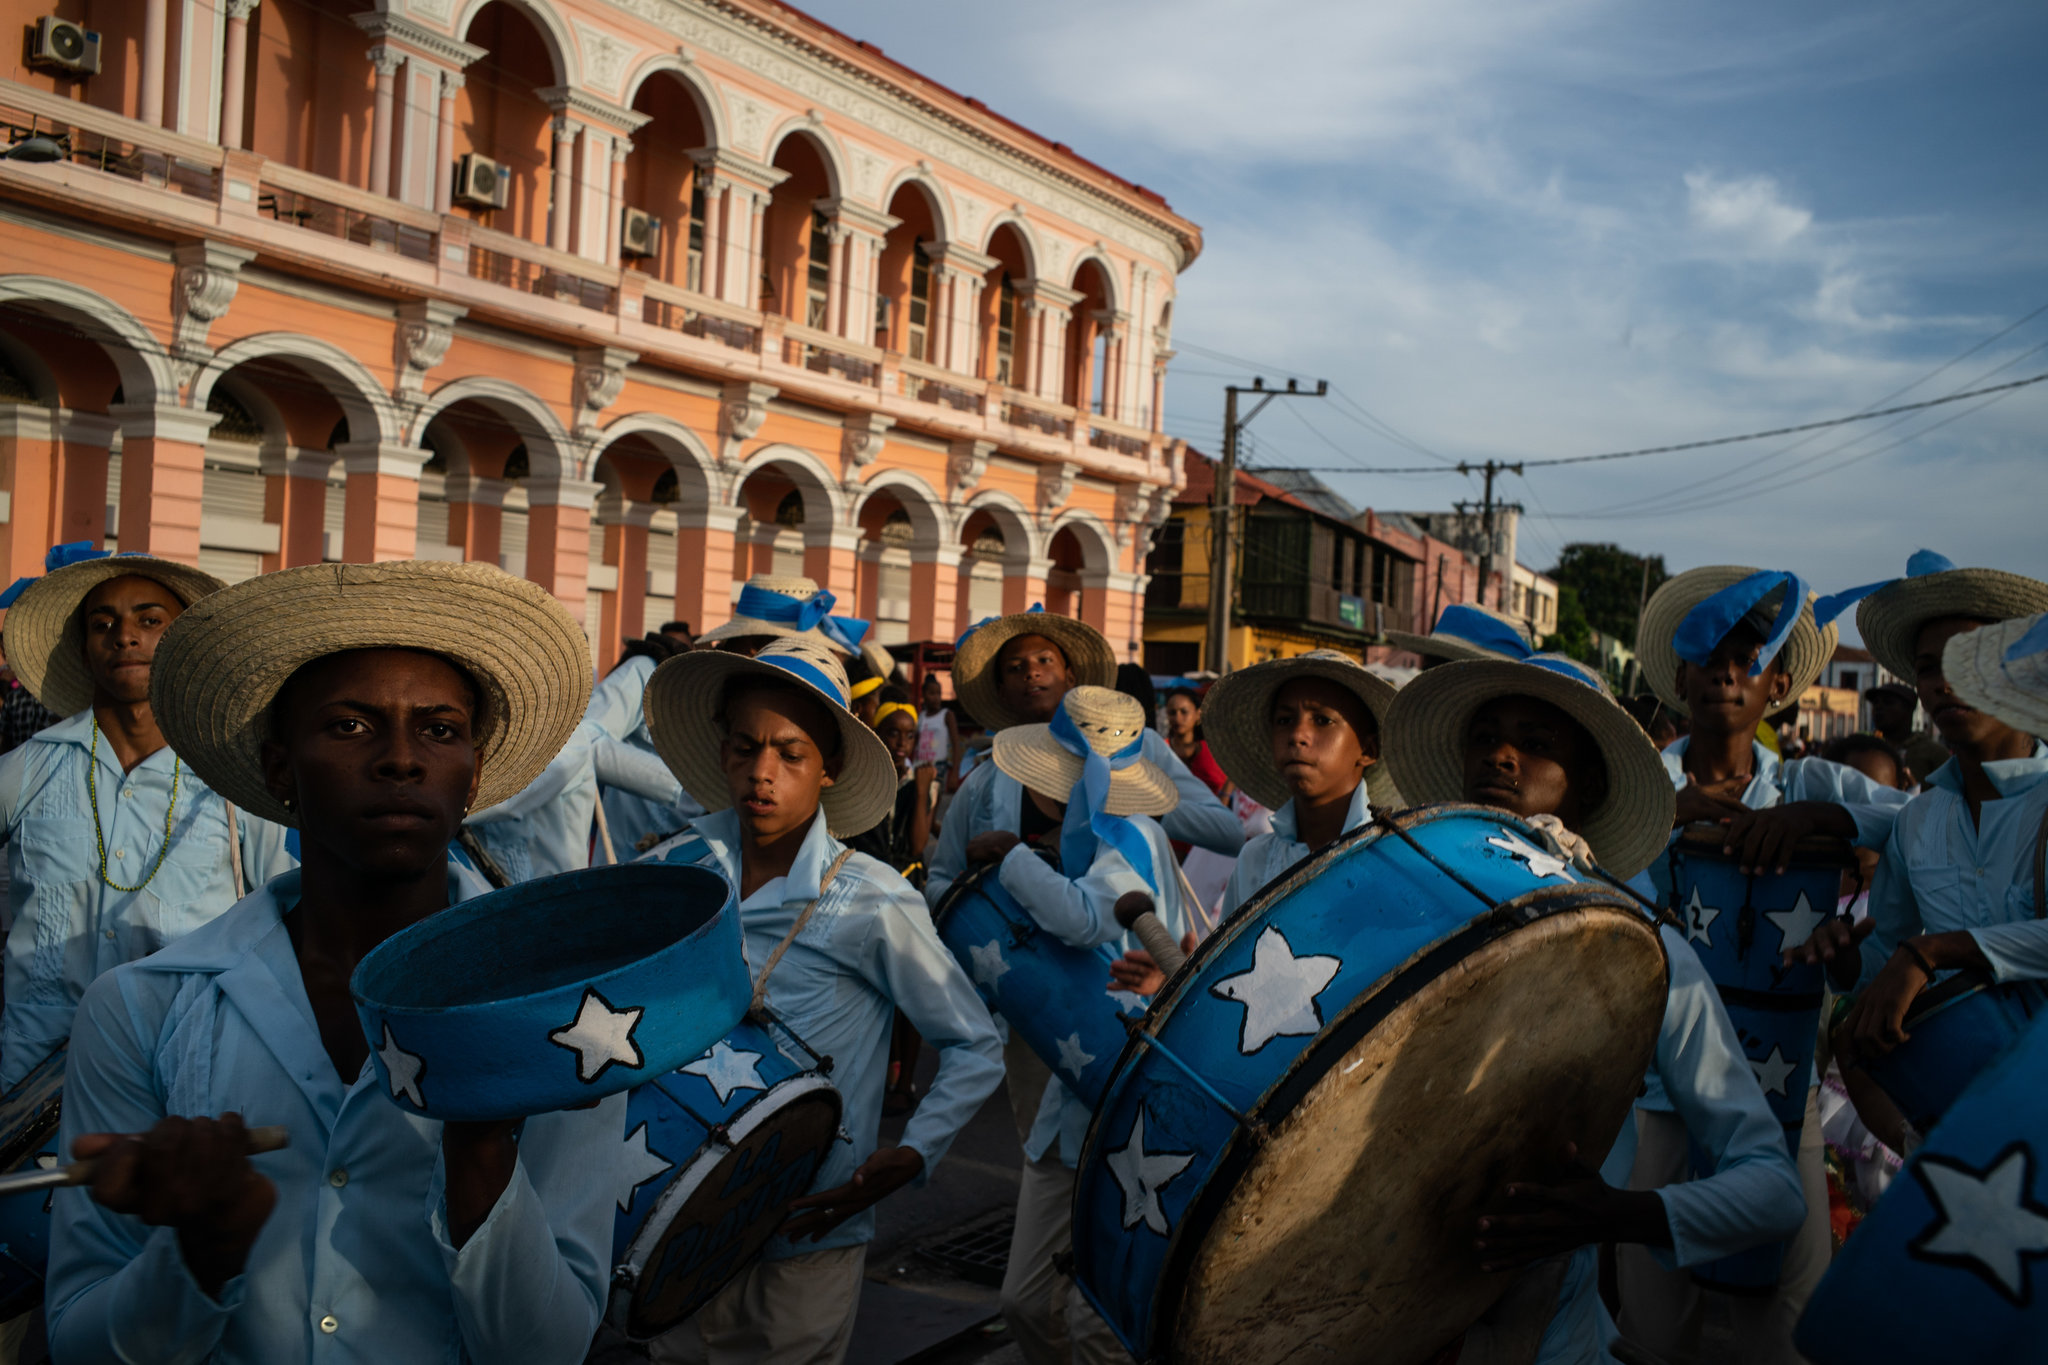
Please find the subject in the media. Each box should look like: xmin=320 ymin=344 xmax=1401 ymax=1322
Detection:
xmin=0 ymin=0 xmax=1199 ymax=665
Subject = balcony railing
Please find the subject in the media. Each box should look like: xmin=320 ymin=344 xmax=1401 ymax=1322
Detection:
xmin=1088 ymin=422 xmax=1149 ymax=458
xmin=466 ymin=222 xmax=616 ymax=316
xmin=639 ymin=278 xmax=762 ymax=353
xmin=257 ymin=166 xmax=435 ymax=263
xmin=1003 ymin=393 xmax=1075 ymax=439
xmin=782 ymin=321 xmax=881 ymax=387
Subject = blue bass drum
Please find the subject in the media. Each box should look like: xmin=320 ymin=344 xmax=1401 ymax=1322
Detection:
xmin=608 ymin=1012 xmax=844 ymax=1340
xmin=1861 ymin=972 xmax=2043 ymax=1136
xmin=0 ymin=1045 xmax=64 ymax=1318
xmin=1071 ymin=805 xmax=1669 ymax=1365
xmin=1656 ymin=825 xmax=1851 ymax=1290
xmin=931 ymin=858 xmax=1142 ymax=1108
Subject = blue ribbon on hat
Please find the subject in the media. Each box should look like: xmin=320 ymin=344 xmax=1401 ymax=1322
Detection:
xmin=2005 ymin=613 xmax=2048 ymax=664
xmin=1812 ymin=548 xmax=1959 ymax=627
xmin=1523 ymin=654 xmax=1604 ymax=690
xmin=817 ymin=614 xmax=871 ymax=655
xmin=1671 ymin=569 xmax=1808 ymax=676
xmin=1433 ymin=604 xmax=1531 ymax=660
xmin=0 ymin=541 xmax=127 ymax=609
xmin=732 ymin=583 xmax=869 ymax=654
xmin=1047 ymin=696 xmax=1158 ymax=896
xmin=754 ymin=650 xmax=850 ymax=708
xmin=955 ymin=602 xmax=1046 ymax=654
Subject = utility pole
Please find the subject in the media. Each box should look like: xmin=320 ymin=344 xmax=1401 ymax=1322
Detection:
xmin=1459 ymin=459 xmax=1523 ymax=611
xmin=1207 ymin=376 xmax=1329 ymax=675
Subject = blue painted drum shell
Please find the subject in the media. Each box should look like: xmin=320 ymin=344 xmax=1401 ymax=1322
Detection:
xmin=1862 ymin=974 xmax=2044 ymax=1135
xmin=351 ymin=861 xmax=750 ymax=1121
xmin=608 ymin=1013 xmax=843 ymax=1341
xmin=0 ymin=1045 xmax=64 ymax=1318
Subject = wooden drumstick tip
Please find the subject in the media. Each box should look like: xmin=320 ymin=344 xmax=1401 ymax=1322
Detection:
xmin=1113 ymin=891 xmax=1156 ymax=931
xmin=1115 ymin=892 xmax=1189 ymax=978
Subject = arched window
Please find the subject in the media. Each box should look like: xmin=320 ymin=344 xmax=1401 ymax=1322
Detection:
xmin=875 ymin=183 xmax=941 ymax=359
xmin=622 ymin=72 xmax=711 ymax=289
xmin=759 ymin=134 xmax=833 ymax=323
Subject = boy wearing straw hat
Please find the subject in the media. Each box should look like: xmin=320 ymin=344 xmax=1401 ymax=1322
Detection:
xmin=0 ymin=546 xmax=293 ymax=1091
xmin=926 ymin=609 xmax=1241 ymax=910
xmin=1791 ymin=557 xmax=2048 ymax=1073
xmin=961 ymin=684 xmax=1186 ymax=1365
xmin=45 ymin=560 xmax=625 ymax=1365
xmin=1382 ymin=654 xmax=1803 ymax=1365
xmin=1384 ymin=601 xmax=1537 ymax=669
xmin=641 ymin=637 xmax=1002 ymax=1365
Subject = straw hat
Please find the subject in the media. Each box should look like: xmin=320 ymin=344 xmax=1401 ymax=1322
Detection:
xmin=1942 ymin=612 xmax=2048 ymax=739
xmin=149 ymin=561 xmax=591 ymax=828
xmin=1200 ymin=650 xmax=1404 ymax=813
xmin=953 ymin=609 xmax=1117 ymax=731
xmin=991 ymin=685 xmax=1179 ymax=817
xmin=1636 ymin=566 xmax=1836 ymax=716
xmin=1 ymin=552 xmax=225 ymax=716
xmin=645 ymin=635 xmax=897 ymax=837
xmin=1384 ymin=603 xmax=1534 ymax=665
xmin=1855 ymin=552 xmax=2048 ymax=683
xmin=1381 ymin=654 xmax=1675 ymax=879
xmin=696 ymin=575 xmax=839 ymax=651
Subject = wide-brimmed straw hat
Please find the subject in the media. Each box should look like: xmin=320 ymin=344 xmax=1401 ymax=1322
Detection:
xmin=696 ymin=575 xmax=867 ymax=655
xmin=1201 ymin=649 xmax=1403 ymax=813
xmin=646 ymin=636 xmax=897 ymax=837
xmin=1854 ymin=550 xmax=2048 ymax=683
xmin=1382 ymin=654 xmax=1674 ymax=879
xmin=1 ymin=546 xmax=225 ymax=716
xmin=1943 ymin=612 xmax=2048 ymax=739
xmin=1636 ymin=566 xmax=1836 ymax=716
xmin=1384 ymin=603 xmax=1534 ymax=666
xmin=991 ymin=685 xmax=1178 ymax=817
xmin=953 ymin=608 xmax=1117 ymax=731
xmin=149 ymin=561 xmax=590 ymax=829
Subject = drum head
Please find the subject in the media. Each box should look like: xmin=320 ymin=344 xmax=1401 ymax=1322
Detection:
xmin=1168 ymin=900 xmax=1665 ymax=1365
xmin=617 ymin=1078 xmax=842 ymax=1341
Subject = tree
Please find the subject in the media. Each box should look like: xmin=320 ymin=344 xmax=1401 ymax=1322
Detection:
xmin=1543 ymin=584 xmax=1595 ymax=664
xmin=1548 ymin=543 xmax=1668 ymax=649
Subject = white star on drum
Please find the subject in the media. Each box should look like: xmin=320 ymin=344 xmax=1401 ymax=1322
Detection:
xmin=1107 ymin=1110 xmax=1194 ymax=1237
xmin=1909 ymin=1144 xmax=2048 ymax=1304
xmin=1749 ymin=1044 xmax=1799 ymax=1097
xmin=968 ymin=940 xmax=1011 ymax=991
xmin=377 ymin=1023 xmax=428 ymax=1109
xmin=1210 ymin=925 xmax=1341 ymax=1055
xmin=548 ymin=988 xmax=646 ymax=1083
xmin=1107 ymin=987 xmax=1148 ymax=1016
xmin=1684 ymin=887 xmax=1721 ymax=947
xmin=682 ymin=1039 xmax=768 ymax=1104
xmin=1056 ymin=1032 xmax=1096 ymax=1079
xmin=1486 ymin=830 xmax=1576 ymax=881
xmin=615 ymin=1122 xmax=674 ymax=1213
xmin=1765 ymin=892 xmax=1827 ymax=959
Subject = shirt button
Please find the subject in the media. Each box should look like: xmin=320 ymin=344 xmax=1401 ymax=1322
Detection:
xmin=113 ymin=849 xmax=125 ymax=860
xmin=319 ymin=1315 xmax=339 ymax=1334
xmin=119 ymin=788 xmax=132 ymax=799
xmin=104 ymin=930 xmax=114 ymax=940
xmin=329 ymin=1168 xmax=348 ymax=1188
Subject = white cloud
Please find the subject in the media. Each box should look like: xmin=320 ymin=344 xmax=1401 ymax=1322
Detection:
xmin=1684 ymin=171 xmax=1813 ymax=254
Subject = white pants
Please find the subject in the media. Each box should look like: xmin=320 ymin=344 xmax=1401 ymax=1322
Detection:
xmin=1616 ymin=1093 xmax=1829 ymax=1365
xmin=648 ymin=1245 xmax=866 ymax=1365
xmin=999 ymin=1157 xmax=1129 ymax=1365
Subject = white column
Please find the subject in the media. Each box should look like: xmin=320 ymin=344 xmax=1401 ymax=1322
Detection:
xmin=217 ymin=0 xmax=256 ymax=148
xmin=606 ymin=139 xmax=631 ymax=268
xmin=368 ymin=46 xmax=400 ymax=197
xmin=549 ymin=117 xmax=575 ymax=252
xmin=823 ymin=223 xmax=848 ymax=337
xmin=142 ymin=0 xmax=169 ymax=126
xmin=435 ymin=71 xmax=461 ymax=214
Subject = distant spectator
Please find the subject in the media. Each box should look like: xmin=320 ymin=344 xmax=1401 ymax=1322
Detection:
xmin=1115 ymin=661 xmax=1157 ymax=732
xmin=658 ymin=619 xmax=693 ymax=646
xmin=1620 ymin=694 xmax=1679 ymax=750
xmin=1162 ymin=686 xmax=1230 ymax=800
xmin=1863 ymin=680 xmax=1949 ymax=785
xmin=1822 ymin=732 xmax=1912 ymax=792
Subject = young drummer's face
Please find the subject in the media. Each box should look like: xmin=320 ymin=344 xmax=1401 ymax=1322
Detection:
xmin=1914 ymin=615 xmax=2015 ymax=749
xmin=995 ymin=634 xmax=1076 ymax=723
xmin=1461 ymin=696 xmax=1592 ymax=829
xmin=721 ymin=688 xmax=840 ymax=842
xmin=262 ymin=649 xmax=480 ymax=878
xmin=81 ymin=575 xmax=184 ymax=706
xmin=1268 ymin=678 xmax=1377 ymax=804
xmin=1673 ymin=626 xmax=1789 ymax=734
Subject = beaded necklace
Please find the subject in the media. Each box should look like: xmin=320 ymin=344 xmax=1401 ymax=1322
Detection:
xmin=87 ymin=716 xmax=181 ymax=894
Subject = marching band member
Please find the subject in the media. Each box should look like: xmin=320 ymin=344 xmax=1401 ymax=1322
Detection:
xmin=1627 ymin=566 xmax=1915 ymax=1361
xmin=640 ymin=637 xmax=1002 ymax=1365
xmin=46 ymin=561 xmax=623 ymax=1364
xmin=1792 ymin=558 xmax=2048 ymax=1064
xmin=693 ymin=574 xmax=871 ymax=660
xmin=1382 ymin=654 xmax=1804 ymax=1365
xmin=959 ymin=686 xmax=1187 ymax=1365
xmin=0 ymin=548 xmax=291 ymax=1090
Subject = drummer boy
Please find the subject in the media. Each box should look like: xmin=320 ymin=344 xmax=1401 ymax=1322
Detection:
xmin=641 ymin=636 xmax=1002 ymax=1365
xmin=1382 ymin=653 xmax=1804 ymax=1364
xmin=46 ymin=561 xmax=626 ymax=1364
xmin=960 ymin=685 xmax=1189 ymax=1365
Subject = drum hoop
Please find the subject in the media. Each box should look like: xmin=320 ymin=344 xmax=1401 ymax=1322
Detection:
xmin=1674 ymin=822 xmax=1857 ymax=868
xmin=1899 ymin=967 xmax=1998 ymax=1027
xmin=0 ymin=1046 xmax=65 ymax=1174
xmin=930 ymin=850 xmax=1061 ymax=934
xmin=612 ymin=1071 xmax=844 ymax=1307
xmin=1086 ymin=884 xmax=1667 ymax=1359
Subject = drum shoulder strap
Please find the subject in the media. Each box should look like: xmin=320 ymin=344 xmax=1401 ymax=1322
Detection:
xmin=750 ymin=846 xmax=857 ymax=1014
xmin=2032 ymin=799 xmax=2048 ymax=921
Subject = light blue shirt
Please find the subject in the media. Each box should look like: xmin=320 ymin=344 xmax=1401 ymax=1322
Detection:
xmin=0 ymin=710 xmax=295 ymax=1088
xmin=46 ymin=863 xmax=625 ymax=1365
xmin=1860 ymin=741 xmax=2048 ymax=988
xmin=1656 ymin=736 xmax=1912 ymax=851
xmin=998 ymin=814 xmax=1187 ymax=1166
xmin=668 ymin=808 xmax=1003 ymax=1258
xmin=1218 ymin=782 xmax=1373 ymax=918
xmin=924 ymin=729 xmax=1243 ymax=909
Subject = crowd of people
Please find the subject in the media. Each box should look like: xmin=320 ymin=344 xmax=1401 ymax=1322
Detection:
xmin=0 ymin=543 xmax=2041 ymax=1365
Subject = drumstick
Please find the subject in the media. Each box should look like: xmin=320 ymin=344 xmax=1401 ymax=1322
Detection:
xmin=0 ymin=1125 xmax=289 ymax=1197
xmin=1115 ymin=892 xmax=1189 ymax=977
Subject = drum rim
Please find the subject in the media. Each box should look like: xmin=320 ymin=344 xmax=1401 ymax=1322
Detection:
xmin=1672 ymin=821 xmax=1858 ymax=867
xmin=1077 ymin=883 xmax=1667 ymax=1358
xmin=609 ymin=1070 xmax=844 ymax=1340
xmin=0 ymin=1045 xmax=65 ymax=1174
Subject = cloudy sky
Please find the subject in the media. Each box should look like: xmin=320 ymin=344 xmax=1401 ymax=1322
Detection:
xmin=799 ymin=0 xmax=2048 ymax=627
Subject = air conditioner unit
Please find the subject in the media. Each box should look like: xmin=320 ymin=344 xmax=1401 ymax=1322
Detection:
xmin=30 ymin=16 xmax=100 ymax=75
xmin=619 ymin=207 xmax=660 ymax=258
xmin=452 ymin=152 xmax=508 ymax=210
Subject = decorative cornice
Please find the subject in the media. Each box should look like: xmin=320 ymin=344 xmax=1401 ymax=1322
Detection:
xmin=539 ymin=85 xmax=653 ymax=134
xmin=691 ymin=147 xmax=789 ymax=193
xmin=718 ymin=380 xmax=776 ymax=466
xmin=815 ymin=196 xmax=899 ymax=238
xmin=946 ymin=439 xmax=992 ymax=500
xmin=350 ymin=12 xmax=485 ymax=68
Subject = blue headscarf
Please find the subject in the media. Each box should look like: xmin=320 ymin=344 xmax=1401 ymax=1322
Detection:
xmin=1811 ymin=549 xmax=1957 ymax=627
xmin=1431 ymin=604 xmax=1532 ymax=660
xmin=2005 ymin=612 xmax=2048 ymax=665
xmin=730 ymin=582 xmax=870 ymax=655
xmin=1671 ymin=569 xmax=1811 ymax=676
xmin=1045 ymin=694 xmax=1159 ymax=895
xmin=0 ymin=541 xmax=130 ymax=608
